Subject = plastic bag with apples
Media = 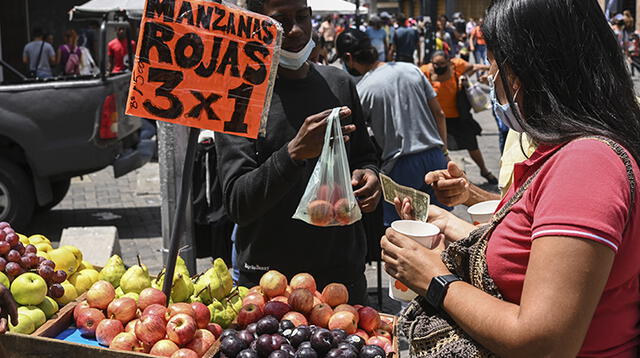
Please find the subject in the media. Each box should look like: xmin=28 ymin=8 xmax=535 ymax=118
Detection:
xmin=293 ymin=107 xmax=362 ymax=227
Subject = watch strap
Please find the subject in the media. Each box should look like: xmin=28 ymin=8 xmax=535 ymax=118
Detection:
xmin=425 ymin=274 xmax=462 ymax=310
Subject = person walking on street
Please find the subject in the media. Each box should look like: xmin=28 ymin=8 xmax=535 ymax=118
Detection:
xmin=390 ymin=13 xmax=419 ymax=63
xmin=318 ymin=16 xmax=336 ymax=54
xmin=337 ymin=29 xmax=449 ymax=226
xmin=421 ymin=51 xmax=497 ymax=184
xmin=366 ymin=16 xmax=388 ymax=62
xmin=57 ymin=29 xmax=82 ymax=75
xmin=22 ymin=28 xmax=56 ymax=78
xmin=469 ymin=18 xmax=487 ymax=64
xmin=216 ymin=0 xmax=382 ymax=303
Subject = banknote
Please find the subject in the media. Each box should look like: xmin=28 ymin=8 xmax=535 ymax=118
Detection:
xmin=379 ymin=173 xmax=430 ymax=222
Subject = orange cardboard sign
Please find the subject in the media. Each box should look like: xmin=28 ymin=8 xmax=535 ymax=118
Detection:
xmin=126 ymin=0 xmax=282 ymax=138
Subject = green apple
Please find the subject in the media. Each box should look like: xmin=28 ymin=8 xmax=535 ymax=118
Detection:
xmin=10 ymin=273 xmax=47 ymax=306
xmin=0 ymin=271 xmax=9 ymax=289
xmin=37 ymin=296 xmax=59 ymax=319
xmin=9 ymin=313 xmax=36 ymax=334
xmin=18 ymin=306 xmax=46 ymax=327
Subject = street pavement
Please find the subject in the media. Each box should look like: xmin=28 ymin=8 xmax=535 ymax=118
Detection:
xmin=26 ymin=94 xmax=502 ymax=315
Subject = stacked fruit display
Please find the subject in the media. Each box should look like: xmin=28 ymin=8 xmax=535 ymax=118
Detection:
xmin=0 ymin=222 xmax=96 ymax=334
xmin=73 ymin=279 xmax=221 ymax=357
xmin=223 ymin=270 xmax=395 ymax=358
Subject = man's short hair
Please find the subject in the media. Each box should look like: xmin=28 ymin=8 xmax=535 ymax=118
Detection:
xmin=32 ymin=27 xmax=44 ymax=38
xmin=247 ymin=0 xmax=265 ymax=13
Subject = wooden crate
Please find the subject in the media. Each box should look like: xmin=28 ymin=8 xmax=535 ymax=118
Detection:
xmin=2 ymin=292 xmax=219 ymax=358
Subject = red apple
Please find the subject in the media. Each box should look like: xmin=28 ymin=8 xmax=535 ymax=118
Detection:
xmin=166 ymin=313 xmax=197 ymax=345
xmin=380 ymin=315 xmax=394 ymax=326
xmin=308 ymin=200 xmax=334 ymax=226
xmin=243 ymin=292 xmax=266 ymax=310
xmin=166 ymin=303 xmax=195 ymax=320
xmin=139 ymin=287 xmax=167 ymax=311
xmin=110 ymin=332 xmax=142 ymax=351
xmin=270 ymin=296 xmax=288 ymax=304
xmin=185 ymin=335 xmax=213 ymax=357
xmin=383 ymin=342 xmax=394 ymax=354
xmin=367 ymin=336 xmax=391 ymax=349
xmin=259 ymin=270 xmax=288 ymax=298
xmin=333 ymin=198 xmax=354 ymax=225
xmin=150 ymin=339 xmax=180 ymax=357
xmin=138 ymin=342 xmax=153 ymax=354
xmin=309 ymin=303 xmax=333 ymax=328
xmin=328 ymin=311 xmax=357 ymax=334
xmin=194 ymin=328 xmax=216 ymax=346
xmin=171 ymin=348 xmax=199 ymax=358
xmin=108 ymin=297 xmax=138 ymax=324
xmin=96 ymin=319 xmax=124 ymax=346
xmin=77 ymin=308 xmax=106 ymax=337
xmin=249 ymin=285 xmax=263 ymax=294
xmin=334 ymin=304 xmax=359 ymax=324
xmin=375 ymin=329 xmax=392 ymax=341
xmin=135 ymin=314 xmax=167 ymax=346
xmin=314 ymin=291 xmax=324 ymax=302
xmin=358 ymin=307 xmax=381 ymax=333
xmin=237 ymin=303 xmax=264 ymax=328
xmin=284 ymin=286 xmax=293 ymax=298
xmin=354 ymin=305 xmax=363 ymax=311
xmin=73 ymin=300 xmax=90 ymax=321
xmin=191 ymin=302 xmax=211 ymax=329
xmin=263 ymin=301 xmax=290 ymax=321
xmin=143 ymin=303 xmax=168 ymax=323
xmin=313 ymin=296 xmax=323 ymax=307
xmin=290 ymin=273 xmax=317 ymax=293
xmin=321 ymin=283 xmax=349 ymax=307
xmin=355 ymin=329 xmax=369 ymax=341
xmin=125 ymin=319 xmax=139 ymax=333
xmin=206 ymin=323 xmax=223 ymax=339
xmin=282 ymin=311 xmax=308 ymax=327
xmin=87 ymin=280 xmax=116 ymax=310
xmin=288 ymin=288 xmax=314 ymax=314
xmin=379 ymin=320 xmax=393 ymax=334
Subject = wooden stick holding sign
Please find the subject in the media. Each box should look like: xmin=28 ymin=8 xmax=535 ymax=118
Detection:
xmin=125 ymin=0 xmax=282 ymax=303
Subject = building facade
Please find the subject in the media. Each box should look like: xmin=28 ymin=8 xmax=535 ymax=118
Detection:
xmin=374 ymin=0 xmax=491 ymax=20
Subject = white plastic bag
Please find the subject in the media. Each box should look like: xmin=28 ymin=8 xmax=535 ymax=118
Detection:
xmin=463 ymin=76 xmax=491 ymax=113
xmin=293 ymin=107 xmax=362 ymax=227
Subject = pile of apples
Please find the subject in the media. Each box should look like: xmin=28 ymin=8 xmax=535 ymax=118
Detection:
xmin=74 ymin=280 xmax=224 ymax=358
xmin=236 ymin=271 xmax=394 ymax=353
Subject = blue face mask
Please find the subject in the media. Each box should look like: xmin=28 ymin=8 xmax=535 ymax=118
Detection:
xmin=489 ymin=70 xmax=525 ymax=133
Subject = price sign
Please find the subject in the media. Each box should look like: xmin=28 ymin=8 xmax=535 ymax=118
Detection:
xmin=126 ymin=0 xmax=282 ymax=138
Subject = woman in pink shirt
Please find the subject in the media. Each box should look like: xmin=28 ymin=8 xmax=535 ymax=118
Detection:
xmin=382 ymin=0 xmax=640 ymax=357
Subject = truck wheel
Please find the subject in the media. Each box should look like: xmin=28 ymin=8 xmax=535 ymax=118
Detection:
xmin=0 ymin=157 xmax=35 ymax=230
xmin=37 ymin=179 xmax=71 ymax=212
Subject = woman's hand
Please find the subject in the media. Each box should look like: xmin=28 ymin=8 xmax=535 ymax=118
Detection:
xmin=381 ymin=227 xmax=451 ymax=296
xmin=393 ymin=198 xmax=471 ymax=243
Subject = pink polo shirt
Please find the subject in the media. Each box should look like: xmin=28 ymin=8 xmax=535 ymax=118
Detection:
xmin=486 ymin=139 xmax=640 ymax=357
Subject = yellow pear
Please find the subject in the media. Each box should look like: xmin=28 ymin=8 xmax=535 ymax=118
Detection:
xmin=55 ymin=281 xmax=78 ymax=306
xmin=34 ymin=243 xmax=53 ymax=253
xmin=48 ymin=248 xmax=78 ymax=275
xmin=59 ymin=245 xmax=83 ymax=267
xmin=9 ymin=313 xmax=35 ymax=334
xmin=36 ymin=251 xmax=51 ymax=261
xmin=18 ymin=306 xmax=46 ymax=327
xmin=115 ymin=287 xmax=124 ymax=298
xmin=77 ymin=260 xmax=94 ymax=271
xmin=68 ymin=269 xmax=100 ymax=295
xmin=99 ymin=255 xmax=125 ymax=288
xmin=28 ymin=234 xmax=50 ymax=245
xmin=18 ymin=234 xmax=30 ymax=245
xmin=119 ymin=256 xmax=151 ymax=294
xmin=36 ymin=296 xmax=59 ymax=319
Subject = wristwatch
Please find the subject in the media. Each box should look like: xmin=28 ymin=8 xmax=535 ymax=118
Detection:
xmin=425 ymin=274 xmax=462 ymax=310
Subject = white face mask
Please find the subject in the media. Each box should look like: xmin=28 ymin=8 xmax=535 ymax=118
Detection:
xmin=279 ymin=38 xmax=315 ymax=70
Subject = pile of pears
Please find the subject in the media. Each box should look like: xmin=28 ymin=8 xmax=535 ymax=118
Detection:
xmin=98 ymin=255 xmax=248 ymax=328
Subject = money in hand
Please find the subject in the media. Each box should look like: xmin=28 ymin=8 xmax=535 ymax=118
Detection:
xmin=379 ymin=173 xmax=430 ymax=222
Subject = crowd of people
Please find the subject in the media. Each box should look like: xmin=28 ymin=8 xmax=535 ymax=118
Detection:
xmin=21 ymin=26 xmax=134 ymax=79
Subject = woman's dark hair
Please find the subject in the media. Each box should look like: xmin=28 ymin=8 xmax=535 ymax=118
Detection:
xmin=431 ymin=50 xmax=450 ymax=61
xmin=483 ymin=0 xmax=640 ymax=161
xmin=336 ymin=28 xmax=378 ymax=65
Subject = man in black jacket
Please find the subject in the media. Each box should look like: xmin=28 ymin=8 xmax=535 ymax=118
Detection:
xmin=215 ymin=0 xmax=381 ymax=303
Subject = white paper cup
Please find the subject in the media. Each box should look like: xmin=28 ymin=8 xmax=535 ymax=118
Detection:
xmin=467 ymin=200 xmax=500 ymax=225
xmin=388 ymin=221 xmax=440 ymax=302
